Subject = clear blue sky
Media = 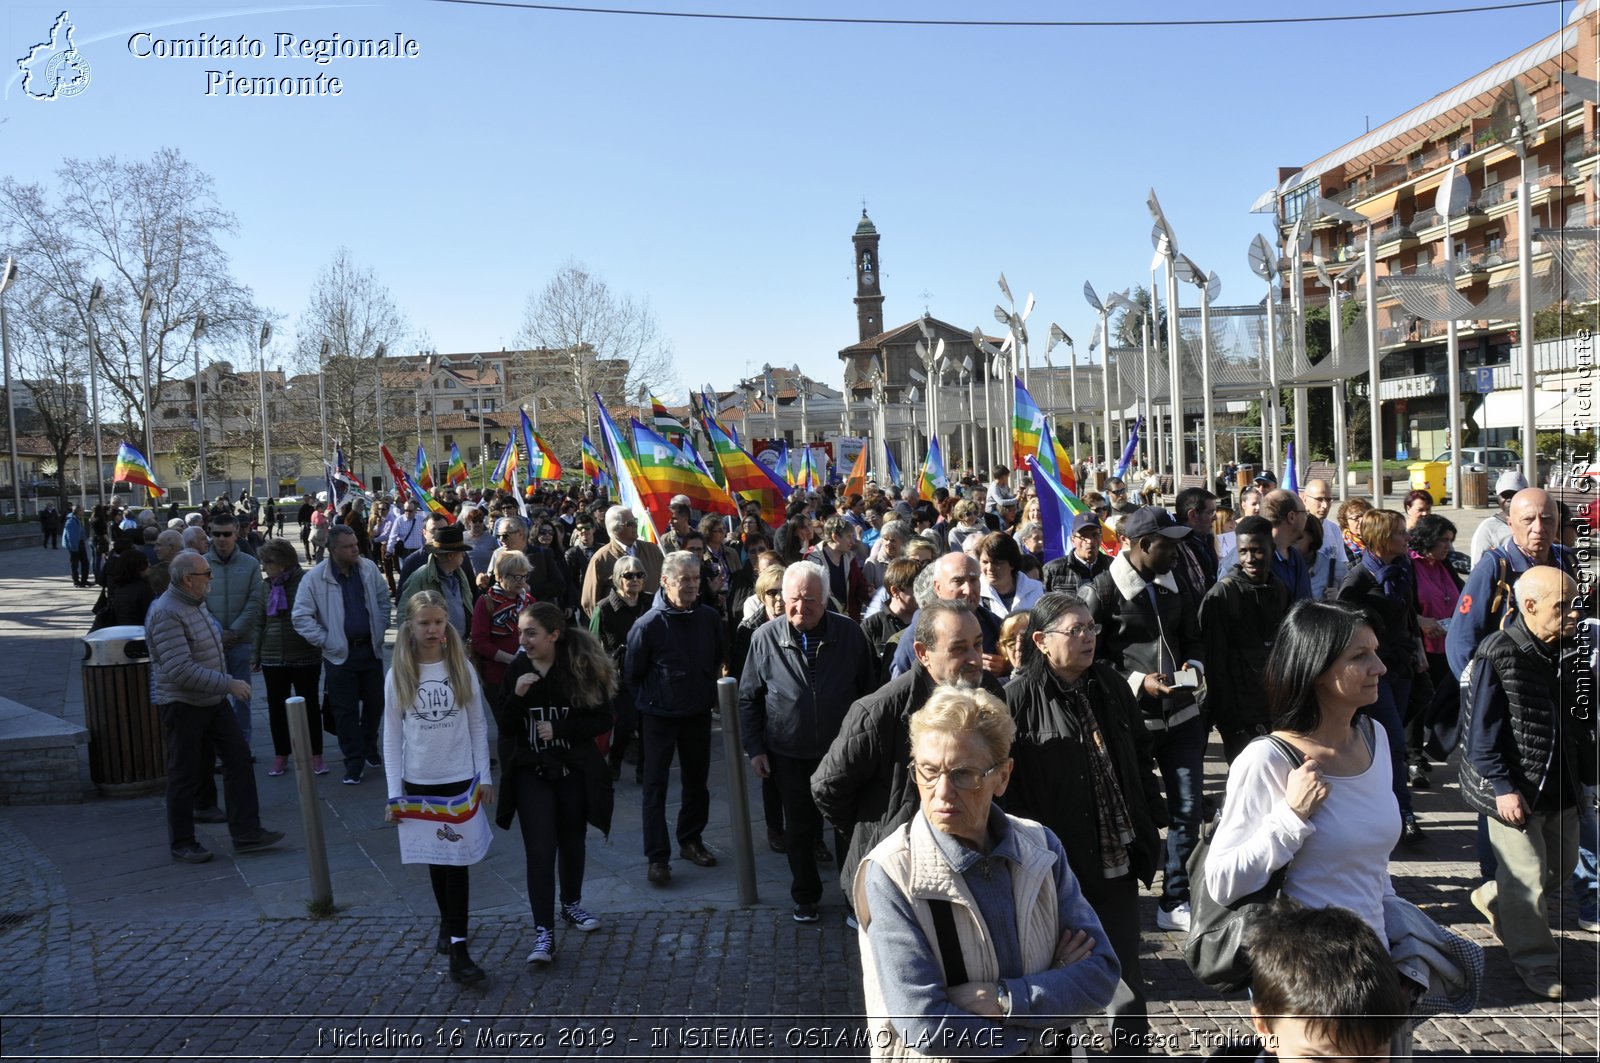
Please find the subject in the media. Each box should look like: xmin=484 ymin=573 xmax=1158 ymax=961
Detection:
xmin=1 ymin=0 xmax=1577 ymax=394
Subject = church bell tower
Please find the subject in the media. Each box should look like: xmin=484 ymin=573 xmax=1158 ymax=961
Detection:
xmin=853 ymin=209 xmax=885 ymax=343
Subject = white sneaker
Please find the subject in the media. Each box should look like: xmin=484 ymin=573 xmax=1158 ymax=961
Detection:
xmin=1156 ymin=901 xmax=1191 ymax=932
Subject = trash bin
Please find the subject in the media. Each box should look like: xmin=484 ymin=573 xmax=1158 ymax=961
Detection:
xmin=1237 ymin=464 xmax=1255 ymax=490
xmin=82 ymin=625 xmax=164 ymax=797
xmin=1408 ymin=461 xmax=1447 ymax=502
xmin=1460 ymin=466 xmax=1490 ymax=508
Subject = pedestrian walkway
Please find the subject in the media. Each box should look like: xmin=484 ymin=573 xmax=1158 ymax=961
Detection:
xmin=0 ymin=537 xmax=1594 ymax=1059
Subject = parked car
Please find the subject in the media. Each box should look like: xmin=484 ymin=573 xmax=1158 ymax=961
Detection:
xmin=1433 ymin=447 xmax=1520 ymax=502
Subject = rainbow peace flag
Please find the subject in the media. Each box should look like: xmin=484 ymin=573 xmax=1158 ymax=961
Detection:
xmin=918 ymin=438 xmax=948 ymax=497
xmin=1012 ymin=377 xmax=1045 ymax=469
xmin=595 ymin=395 xmax=657 ymax=542
xmin=415 ymin=445 xmax=434 ymax=491
xmin=630 ymin=420 xmax=737 ymax=527
xmin=1028 ymin=454 xmax=1092 ymax=562
xmin=446 ymin=442 xmax=470 ymax=487
xmin=113 ymin=442 xmax=164 ymax=498
xmin=386 ymin=775 xmax=486 ymax=821
xmin=797 ymin=445 xmax=826 ymax=492
xmin=651 ymin=395 xmax=687 ymax=447
xmin=518 ymin=411 xmax=563 ymax=481
xmin=580 ymin=435 xmax=610 ymax=488
xmin=1032 ymin=414 xmax=1078 ymax=495
xmin=488 ymin=432 xmax=517 ymax=492
xmin=699 ymin=412 xmax=790 ymax=527
xmin=401 ymin=468 xmax=455 ymax=524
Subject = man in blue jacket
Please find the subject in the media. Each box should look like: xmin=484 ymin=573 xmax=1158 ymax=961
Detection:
xmin=625 ymin=550 xmax=728 ymax=887
xmin=739 ymin=563 xmax=876 ymax=922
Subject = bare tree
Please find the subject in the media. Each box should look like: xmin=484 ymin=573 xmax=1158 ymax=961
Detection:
xmin=514 ymin=262 xmax=677 ymax=451
xmin=7 ymin=280 xmax=90 ymax=507
xmin=290 ymin=248 xmax=410 ymax=468
xmin=0 ymin=148 xmax=261 ymax=449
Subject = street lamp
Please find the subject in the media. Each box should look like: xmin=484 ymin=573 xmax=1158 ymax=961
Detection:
xmin=790 ymin=363 xmax=811 ymax=446
xmin=139 ymin=287 xmax=157 ymax=482
xmin=1148 ymin=189 xmax=1184 ymax=479
xmin=472 ymin=354 xmax=487 ymax=489
xmin=971 ymin=328 xmax=1005 ymax=471
xmin=257 ymin=322 xmax=273 ymax=500
xmin=85 ymin=281 xmax=108 ymax=506
xmin=373 ymin=342 xmax=386 ymax=491
xmin=1106 ymin=289 xmax=1152 ymax=472
xmin=0 ymin=257 xmax=20 ymax=518
xmin=1175 ymin=254 xmax=1221 ymax=486
xmin=1046 ymin=324 xmax=1073 ymax=462
xmin=1083 ymin=283 xmax=1120 ymax=473
xmin=1247 ymin=233 xmax=1285 ymax=476
xmin=914 ymin=316 xmax=944 ymax=468
xmin=190 ymin=311 xmax=209 ymax=504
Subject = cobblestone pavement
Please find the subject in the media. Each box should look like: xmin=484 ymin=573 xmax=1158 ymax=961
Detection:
xmin=0 ymin=532 xmax=1596 ymax=1060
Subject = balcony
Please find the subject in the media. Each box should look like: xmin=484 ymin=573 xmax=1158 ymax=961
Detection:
xmin=1410 ymin=208 xmax=1442 ymax=233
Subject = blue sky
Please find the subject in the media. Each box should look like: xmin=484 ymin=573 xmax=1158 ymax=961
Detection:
xmin=0 ymin=0 xmax=1578 ymax=395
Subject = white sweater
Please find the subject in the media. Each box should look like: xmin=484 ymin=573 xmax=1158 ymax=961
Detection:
xmin=382 ymin=659 xmax=492 ymax=799
xmin=1204 ymin=721 xmax=1399 ymax=939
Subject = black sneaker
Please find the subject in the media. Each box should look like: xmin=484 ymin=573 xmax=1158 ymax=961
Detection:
xmin=560 ymin=902 xmax=601 ymax=932
xmin=234 ymin=829 xmax=285 ymax=853
xmin=342 ymin=773 xmax=362 ymax=786
xmin=170 ymin=841 xmax=213 ymax=864
xmin=792 ymin=904 xmax=820 ymax=924
xmin=526 ymin=926 xmax=554 ymax=965
xmin=365 ymin=754 xmax=382 ymax=768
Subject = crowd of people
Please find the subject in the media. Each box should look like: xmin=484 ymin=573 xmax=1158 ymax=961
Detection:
xmin=62 ymin=461 xmax=1595 ymax=1049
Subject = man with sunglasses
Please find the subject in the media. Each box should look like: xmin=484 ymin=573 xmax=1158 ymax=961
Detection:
xmin=205 ymin=512 xmax=264 ymax=748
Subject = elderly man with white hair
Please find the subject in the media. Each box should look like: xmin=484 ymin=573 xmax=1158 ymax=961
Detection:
xmin=581 ymin=505 xmax=665 ymax=616
xmin=624 ymin=550 xmax=727 ymax=887
xmin=738 ymin=563 xmax=876 ymax=922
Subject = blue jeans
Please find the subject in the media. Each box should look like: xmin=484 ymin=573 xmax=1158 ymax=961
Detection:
xmin=223 ymin=641 xmax=254 ymax=747
xmin=1367 ymin=672 xmax=1414 ymax=818
xmin=1151 ymin=714 xmax=1205 ymax=907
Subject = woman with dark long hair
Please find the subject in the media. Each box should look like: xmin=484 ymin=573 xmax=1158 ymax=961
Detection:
xmin=496 ymin=601 xmax=617 ymax=967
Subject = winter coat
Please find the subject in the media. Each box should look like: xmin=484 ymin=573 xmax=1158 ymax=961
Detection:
xmin=146 ymin=584 xmax=233 ymax=705
xmin=291 ymin=557 xmax=391 ymax=666
xmin=1198 ymin=565 xmax=1293 ymax=733
xmin=1079 ymin=552 xmax=1205 ymax=730
xmin=494 ymin=654 xmax=613 ymax=836
xmin=1337 ymin=558 xmax=1422 ymax=679
xmin=623 ymin=600 xmax=727 ymax=718
xmin=738 ymin=611 xmax=878 ymax=760
xmin=204 ymin=546 xmax=263 ymax=643
xmin=1004 ymin=664 xmax=1169 ymax=899
xmin=1041 ymin=551 xmax=1110 ymax=596
xmin=253 ymin=566 xmax=320 ymax=668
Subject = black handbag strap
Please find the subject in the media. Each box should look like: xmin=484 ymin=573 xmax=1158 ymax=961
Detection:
xmin=1262 ymin=734 xmax=1304 ymax=769
xmin=926 ymin=900 xmax=969 ymax=987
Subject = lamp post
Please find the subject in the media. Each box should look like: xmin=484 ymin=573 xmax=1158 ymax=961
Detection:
xmin=138 ymin=287 xmax=157 ymax=481
xmin=85 ymin=281 xmax=108 ymax=505
xmin=373 ymin=342 xmax=386 ymax=491
xmin=472 ymin=354 xmax=487 ymax=490
xmin=915 ymin=316 xmax=945 ymax=467
xmin=790 ymin=364 xmax=811 ymax=446
xmin=1106 ymin=290 xmax=1153 ymax=472
xmin=972 ymin=328 xmax=1006 ymax=473
xmin=316 ymin=339 xmax=330 ymax=470
xmin=1047 ymin=324 xmax=1073 ymax=462
xmin=190 ymin=312 xmax=209 ymax=504
xmin=1176 ymin=255 xmax=1221 ymax=487
xmin=1148 ymin=190 xmax=1185 ymax=481
xmin=1084 ymin=284 xmax=1118 ymax=475
xmin=0 ymin=257 xmax=20 ymax=518
xmin=1247 ymin=233 xmax=1285 ymax=477
xmin=257 ymin=322 xmax=273 ymax=499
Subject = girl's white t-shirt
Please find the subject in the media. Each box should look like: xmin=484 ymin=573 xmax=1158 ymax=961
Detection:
xmin=382 ymin=659 xmax=491 ymax=798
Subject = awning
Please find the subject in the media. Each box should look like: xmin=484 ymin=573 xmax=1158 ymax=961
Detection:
xmin=1356 ymin=189 xmax=1401 ymax=222
xmin=1478 ymin=387 xmax=1577 ymax=430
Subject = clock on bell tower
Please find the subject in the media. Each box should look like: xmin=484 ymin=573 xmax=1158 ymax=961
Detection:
xmin=853 ymin=208 xmax=885 ymax=343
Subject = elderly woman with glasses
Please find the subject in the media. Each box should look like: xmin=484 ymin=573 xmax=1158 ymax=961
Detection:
xmin=471 ymin=550 xmax=534 ymax=692
xmin=589 ymin=557 xmax=650 ymax=780
xmin=1003 ymin=592 xmax=1168 ymax=1056
xmin=856 ymin=684 xmax=1118 ymax=1060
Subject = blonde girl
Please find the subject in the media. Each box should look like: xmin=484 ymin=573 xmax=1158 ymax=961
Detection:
xmin=496 ymin=601 xmax=617 ymax=967
xmin=383 ymin=590 xmax=494 ymax=985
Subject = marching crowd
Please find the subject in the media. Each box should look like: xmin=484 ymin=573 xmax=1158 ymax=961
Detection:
xmin=57 ymin=463 xmax=1595 ymax=1057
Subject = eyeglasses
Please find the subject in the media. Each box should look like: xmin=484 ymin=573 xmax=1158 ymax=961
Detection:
xmin=210 ymin=530 xmax=235 ymax=538
xmin=912 ymin=761 xmax=1005 ymax=791
xmin=191 ymin=569 xmax=214 ymax=578
xmin=1044 ymin=623 xmax=1101 ymax=639
xmin=620 ymin=572 xmax=645 ymax=581
xmin=999 ymin=636 xmax=1025 ymax=649
xmin=1303 ymin=494 xmax=1331 ymax=502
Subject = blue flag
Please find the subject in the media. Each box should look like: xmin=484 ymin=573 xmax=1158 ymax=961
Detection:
xmin=1028 ymin=456 xmax=1070 ymax=563
xmin=1283 ymin=440 xmax=1300 ymax=494
xmin=1113 ymin=416 xmax=1143 ymax=481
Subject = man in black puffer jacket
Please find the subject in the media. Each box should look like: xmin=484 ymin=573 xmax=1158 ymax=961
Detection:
xmin=1460 ymin=567 xmax=1593 ymax=1002
xmin=1198 ymin=516 xmax=1292 ymax=763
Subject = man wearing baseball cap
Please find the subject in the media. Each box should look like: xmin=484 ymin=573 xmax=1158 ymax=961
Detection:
xmin=1080 ymin=505 xmax=1206 ymax=933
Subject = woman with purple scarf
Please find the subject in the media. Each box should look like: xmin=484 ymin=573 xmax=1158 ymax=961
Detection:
xmin=254 ymin=538 xmax=326 ymax=776
xmin=1337 ymin=508 xmax=1426 ymax=843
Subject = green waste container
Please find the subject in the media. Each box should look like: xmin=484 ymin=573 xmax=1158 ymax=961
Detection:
xmin=1407 ymin=461 xmax=1447 ymax=502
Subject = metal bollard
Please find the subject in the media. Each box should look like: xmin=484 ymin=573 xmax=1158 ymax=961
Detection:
xmin=716 ymin=676 xmax=758 ymax=906
xmin=285 ymin=696 xmax=333 ymax=908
